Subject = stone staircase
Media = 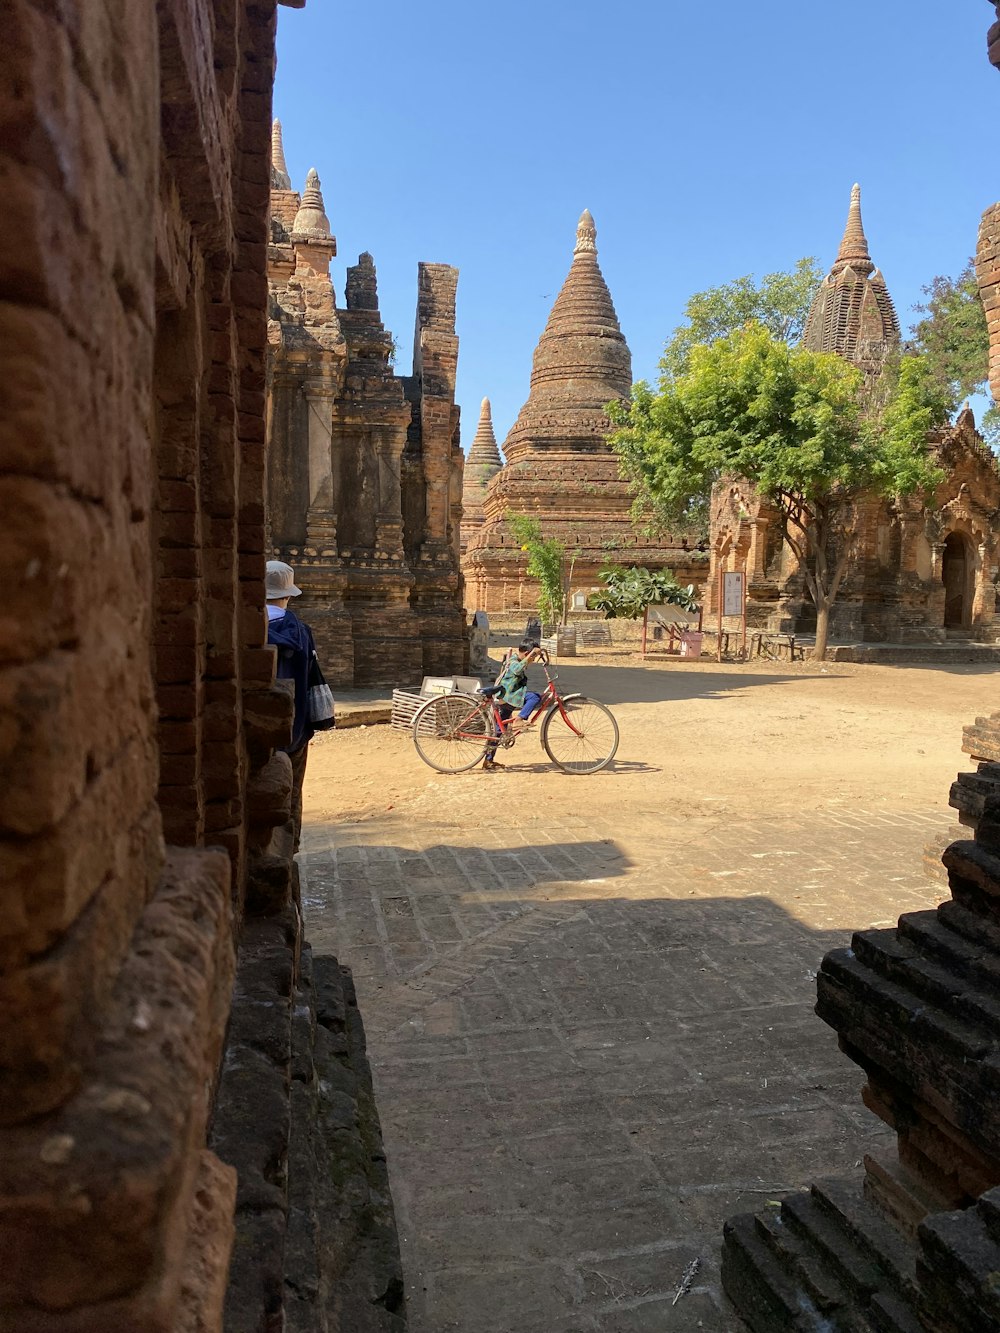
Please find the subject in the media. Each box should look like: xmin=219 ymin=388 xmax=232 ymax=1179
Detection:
xmin=722 ymin=789 xmax=1000 ymax=1332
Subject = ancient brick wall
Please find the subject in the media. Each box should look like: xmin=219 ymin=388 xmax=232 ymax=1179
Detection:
xmin=978 ymin=4 xmax=1000 ymax=405
xmin=0 ymin=3 xmax=403 ymax=1330
xmin=266 ymin=152 xmax=468 ymax=687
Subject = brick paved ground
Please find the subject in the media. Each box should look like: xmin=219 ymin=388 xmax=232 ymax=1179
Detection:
xmin=300 ymin=794 xmax=948 ymax=1332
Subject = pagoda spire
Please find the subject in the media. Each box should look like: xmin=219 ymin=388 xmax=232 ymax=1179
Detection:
xmin=575 ymin=208 xmax=597 ymax=254
xmin=832 ymin=183 xmax=874 ymax=277
xmin=467 ymin=398 xmax=502 ymax=468
xmin=292 ymin=168 xmax=331 ymax=239
xmin=271 ymin=119 xmax=291 ymax=190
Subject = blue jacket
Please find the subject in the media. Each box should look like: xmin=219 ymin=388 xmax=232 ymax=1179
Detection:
xmin=267 ymin=608 xmax=316 ymax=753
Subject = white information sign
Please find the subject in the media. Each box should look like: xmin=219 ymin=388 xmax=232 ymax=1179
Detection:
xmin=722 ymin=571 xmax=745 ymax=619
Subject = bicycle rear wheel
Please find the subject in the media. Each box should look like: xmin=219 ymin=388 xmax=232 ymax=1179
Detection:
xmin=541 ymin=695 xmax=619 ymax=774
xmin=412 ymin=694 xmax=491 ymax=773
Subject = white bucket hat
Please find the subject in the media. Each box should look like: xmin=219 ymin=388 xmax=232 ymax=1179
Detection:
xmin=265 ymin=560 xmax=302 ymax=600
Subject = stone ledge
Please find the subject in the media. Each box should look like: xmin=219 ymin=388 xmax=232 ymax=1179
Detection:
xmin=0 ymin=846 xmax=235 ymax=1329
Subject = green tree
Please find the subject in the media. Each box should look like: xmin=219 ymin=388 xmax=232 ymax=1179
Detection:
xmin=911 ymin=263 xmax=999 ymax=446
xmin=607 ymin=324 xmax=947 ymax=661
xmin=613 ymin=260 xmax=824 ymax=534
xmin=661 ymin=257 xmax=824 ymax=381
xmin=506 ymin=513 xmax=574 ymax=626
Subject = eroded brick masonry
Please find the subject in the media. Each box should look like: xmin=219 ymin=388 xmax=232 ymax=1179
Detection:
xmin=265 ymin=129 xmax=468 ymax=687
xmin=0 ymin=3 xmax=401 ymax=1330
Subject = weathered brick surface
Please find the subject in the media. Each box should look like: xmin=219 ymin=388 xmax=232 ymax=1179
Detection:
xmin=266 ymin=145 xmax=467 ymax=687
xmin=463 ymin=211 xmax=700 ymax=614
xmin=0 ymin=847 xmax=233 ymax=1328
xmin=978 ymin=200 xmax=1000 ymax=407
xmin=0 ymin=2 xmax=373 ymax=1330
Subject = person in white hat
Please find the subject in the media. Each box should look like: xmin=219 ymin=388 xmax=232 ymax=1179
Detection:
xmin=266 ymin=559 xmax=317 ymax=851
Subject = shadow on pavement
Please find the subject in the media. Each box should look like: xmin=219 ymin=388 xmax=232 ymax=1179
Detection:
xmin=300 ymin=825 xmax=897 ymax=1333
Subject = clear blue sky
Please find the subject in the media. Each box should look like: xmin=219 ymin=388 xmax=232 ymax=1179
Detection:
xmin=274 ymin=2 xmax=997 ymax=451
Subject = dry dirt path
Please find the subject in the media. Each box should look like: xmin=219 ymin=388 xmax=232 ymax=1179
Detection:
xmin=299 ymin=659 xmax=995 ymax=1332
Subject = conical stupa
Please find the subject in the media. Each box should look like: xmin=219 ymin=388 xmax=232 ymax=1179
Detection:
xmin=461 ymin=397 xmax=503 ymax=554
xmin=292 ymin=168 xmax=331 ymax=240
xmin=463 ymin=211 xmax=689 ymax=613
xmin=802 ymin=184 xmax=900 ymax=378
xmin=270 ymin=118 xmax=291 ymax=190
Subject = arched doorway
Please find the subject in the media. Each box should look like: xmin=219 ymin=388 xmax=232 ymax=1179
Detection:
xmin=942 ymin=531 xmax=973 ymax=629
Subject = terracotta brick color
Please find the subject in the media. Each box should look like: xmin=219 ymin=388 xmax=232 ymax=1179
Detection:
xmin=265 ymin=135 xmax=468 ymax=687
xmin=463 ymin=211 xmax=700 ymax=614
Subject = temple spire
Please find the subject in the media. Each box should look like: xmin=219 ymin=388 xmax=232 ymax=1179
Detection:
xmin=575 ymin=208 xmax=597 ymax=255
xmin=832 ymin=183 xmax=874 ymax=277
xmin=292 ymin=167 xmax=331 ymax=239
xmin=467 ymin=397 xmax=502 ymax=468
xmin=271 ymin=119 xmax=291 ymax=190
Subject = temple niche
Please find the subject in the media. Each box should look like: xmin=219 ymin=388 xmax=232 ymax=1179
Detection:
xmin=266 ymin=124 xmax=468 ymax=687
xmin=463 ymin=211 xmax=699 ymax=613
xmin=706 ymin=185 xmax=1000 ymax=645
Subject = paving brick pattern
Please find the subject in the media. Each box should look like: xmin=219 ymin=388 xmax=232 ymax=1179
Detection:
xmin=300 ymin=804 xmax=948 ymax=1332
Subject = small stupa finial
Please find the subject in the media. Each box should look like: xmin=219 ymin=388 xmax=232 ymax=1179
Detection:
xmin=292 ymin=167 xmax=331 ymax=239
xmin=467 ymin=396 xmax=502 ymax=469
xmin=271 ymin=119 xmax=291 ymax=190
xmin=833 ymin=182 xmax=874 ymax=275
xmin=575 ymin=208 xmax=597 ymax=255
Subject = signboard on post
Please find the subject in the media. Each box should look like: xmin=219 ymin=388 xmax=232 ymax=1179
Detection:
xmin=723 ymin=571 xmax=745 ymax=618
xmin=716 ymin=568 xmax=748 ymax=661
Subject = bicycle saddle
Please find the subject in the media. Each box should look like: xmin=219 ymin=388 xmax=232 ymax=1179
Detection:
xmin=479 ymin=684 xmax=504 ymax=698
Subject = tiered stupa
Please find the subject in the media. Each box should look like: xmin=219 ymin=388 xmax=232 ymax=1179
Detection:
xmin=463 ymin=210 xmax=693 ymax=612
xmin=460 ymin=397 xmax=503 ymax=553
xmin=801 ymin=183 xmax=901 ymax=378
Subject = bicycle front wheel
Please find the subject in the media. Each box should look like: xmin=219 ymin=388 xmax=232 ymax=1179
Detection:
xmin=412 ymin=694 xmax=491 ymax=773
xmin=541 ymin=695 xmax=619 ymax=774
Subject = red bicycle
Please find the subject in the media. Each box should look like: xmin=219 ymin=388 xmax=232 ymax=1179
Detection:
xmin=411 ymin=650 xmax=619 ymax=775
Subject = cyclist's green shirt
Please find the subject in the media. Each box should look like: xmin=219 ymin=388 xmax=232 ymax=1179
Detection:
xmin=496 ymin=654 xmax=530 ymax=707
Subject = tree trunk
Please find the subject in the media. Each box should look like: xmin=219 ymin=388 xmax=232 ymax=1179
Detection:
xmin=813 ymin=598 xmax=831 ymax=662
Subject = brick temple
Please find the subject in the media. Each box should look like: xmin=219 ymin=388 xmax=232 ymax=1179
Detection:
xmin=266 ymin=127 xmax=468 ymax=687
xmin=801 ymin=183 xmax=901 ymax=381
xmin=705 ymin=184 xmax=1000 ymax=645
xmin=0 ymin=5 xmax=404 ymax=1331
xmin=463 ymin=210 xmax=696 ymax=613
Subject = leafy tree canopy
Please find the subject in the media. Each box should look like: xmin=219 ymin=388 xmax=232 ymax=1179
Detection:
xmin=608 ymin=324 xmax=947 ymax=659
xmin=660 ymin=257 xmax=824 ymax=381
xmin=911 ymin=262 xmax=999 ymax=446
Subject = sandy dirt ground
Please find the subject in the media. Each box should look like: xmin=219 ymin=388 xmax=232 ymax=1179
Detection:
xmin=305 ymin=656 xmax=994 ymax=830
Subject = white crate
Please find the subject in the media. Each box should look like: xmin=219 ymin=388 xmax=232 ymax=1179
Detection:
xmin=391 ymin=689 xmax=425 ymax=730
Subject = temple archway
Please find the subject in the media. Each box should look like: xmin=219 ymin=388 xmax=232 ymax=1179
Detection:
xmin=942 ymin=531 xmax=974 ymax=629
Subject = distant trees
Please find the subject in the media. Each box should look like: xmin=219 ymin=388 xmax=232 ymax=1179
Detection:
xmin=613 ymin=261 xmax=823 ymax=535
xmin=607 ymin=325 xmax=946 ymax=661
xmin=911 ymin=262 xmax=999 ymax=447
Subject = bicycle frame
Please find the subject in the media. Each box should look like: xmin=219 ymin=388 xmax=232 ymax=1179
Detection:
xmin=479 ymin=651 xmax=584 ymax=740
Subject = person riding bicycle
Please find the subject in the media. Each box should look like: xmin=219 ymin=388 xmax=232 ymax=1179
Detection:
xmin=482 ymin=638 xmax=543 ymax=772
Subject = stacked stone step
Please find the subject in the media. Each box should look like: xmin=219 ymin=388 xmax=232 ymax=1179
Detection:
xmin=212 ymin=924 xmax=404 ymax=1333
xmin=921 ymin=703 xmax=1000 ymax=883
xmin=722 ymin=794 xmax=1000 ymax=1331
